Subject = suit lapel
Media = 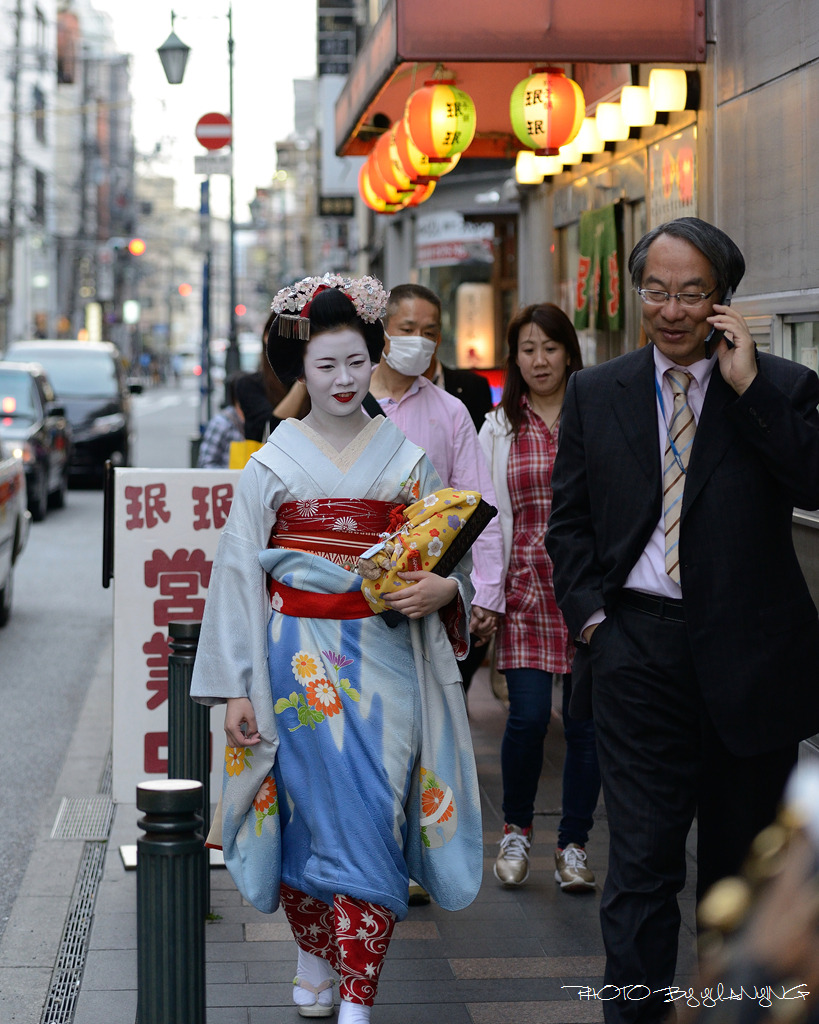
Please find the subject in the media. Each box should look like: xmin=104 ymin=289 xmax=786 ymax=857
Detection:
xmin=611 ymin=346 xmax=660 ymax=490
xmin=681 ymin=368 xmax=734 ymax=518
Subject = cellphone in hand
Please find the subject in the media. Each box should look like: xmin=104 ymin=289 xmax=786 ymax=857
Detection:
xmin=704 ymin=286 xmax=734 ymax=357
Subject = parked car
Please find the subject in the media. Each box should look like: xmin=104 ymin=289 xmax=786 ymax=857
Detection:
xmin=0 ymin=429 xmax=30 ymax=625
xmin=4 ymin=340 xmax=140 ymax=481
xmin=0 ymin=361 xmax=72 ymax=520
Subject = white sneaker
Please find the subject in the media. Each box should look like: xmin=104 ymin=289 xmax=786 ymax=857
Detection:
xmin=493 ymin=823 xmax=532 ymax=886
xmin=554 ymin=842 xmax=596 ymax=893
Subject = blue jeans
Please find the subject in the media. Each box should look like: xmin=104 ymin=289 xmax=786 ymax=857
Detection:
xmin=501 ymin=670 xmax=601 ymax=848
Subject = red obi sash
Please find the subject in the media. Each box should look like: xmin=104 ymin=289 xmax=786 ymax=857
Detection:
xmin=267 ymin=498 xmax=405 ymax=618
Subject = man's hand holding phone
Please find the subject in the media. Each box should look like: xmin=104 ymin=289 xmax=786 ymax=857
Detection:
xmin=707 ymin=298 xmax=758 ymax=396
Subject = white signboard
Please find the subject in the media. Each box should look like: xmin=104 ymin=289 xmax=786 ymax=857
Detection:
xmin=415 ymin=210 xmax=494 ymax=268
xmin=112 ymin=468 xmax=239 ymax=804
xmin=195 ymin=153 xmax=233 ymax=176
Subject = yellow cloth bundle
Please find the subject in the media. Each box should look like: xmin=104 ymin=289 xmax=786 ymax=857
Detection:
xmin=358 ymin=487 xmax=488 ymax=614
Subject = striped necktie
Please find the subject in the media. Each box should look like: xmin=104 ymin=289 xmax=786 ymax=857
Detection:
xmin=663 ymin=368 xmax=695 ymax=584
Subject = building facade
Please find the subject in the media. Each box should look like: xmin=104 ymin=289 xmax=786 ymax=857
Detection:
xmin=0 ymin=0 xmax=58 ymax=350
xmin=334 ymin=0 xmax=819 ymax=604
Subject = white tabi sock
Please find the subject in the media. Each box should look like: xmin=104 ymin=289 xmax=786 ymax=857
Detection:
xmin=293 ymin=948 xmax=335 ymax=1008
xmin=338 ymin=999 xmax=371 ymax=1023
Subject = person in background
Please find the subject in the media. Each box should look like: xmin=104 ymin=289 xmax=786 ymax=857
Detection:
xmin=238 ymin=312 xmax=311 ymax=442
xmin=479 ymin=303 xmax=601 ymax=893
xmin=374 ymin=283 xmax=504 ymax=681
xmin=413 ymin=283 xmax=495 ymax=692
xmin=197 ymin=371 xmax=248 ymax=469
xmin=370 ymin=281 xmax=503 ymax=907
xmin=546 ymin=217 xmax=819 ymax=1024
xmin=190 ymin=276 xmax=482 ymax=1023
xmin=422 ymin=316 xmax=494 ymax=432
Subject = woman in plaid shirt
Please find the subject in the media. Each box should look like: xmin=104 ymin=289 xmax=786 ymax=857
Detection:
xmin=479 ymin=303 xmax=601 ymax=893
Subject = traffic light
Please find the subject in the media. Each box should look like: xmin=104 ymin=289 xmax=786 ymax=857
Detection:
xmin=178 ymin=282 xmax=193 ymax=297
xmin=128 ymin=238 xmax=146 ymax=256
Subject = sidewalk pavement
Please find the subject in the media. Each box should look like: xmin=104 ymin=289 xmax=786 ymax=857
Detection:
xmin=1 ymin=659 xmax=698 ymax=1024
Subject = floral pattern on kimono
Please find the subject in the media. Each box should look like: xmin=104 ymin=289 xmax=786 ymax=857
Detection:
xmin=190 ymin=416 xmax=482 ymax=918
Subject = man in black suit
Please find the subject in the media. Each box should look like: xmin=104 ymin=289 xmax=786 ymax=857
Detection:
xmin=546 ymin=218 xmax=819 ymax=1023
xmin=426 ymin=356 xmax=493 ymax=432
xmin=389 ymin=282 xmax=496 ymax=690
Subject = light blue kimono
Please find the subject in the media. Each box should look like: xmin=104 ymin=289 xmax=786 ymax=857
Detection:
xmin=190 ymin=416 xmax=482 ymax=920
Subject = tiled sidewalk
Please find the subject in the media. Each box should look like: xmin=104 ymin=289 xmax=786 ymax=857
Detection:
xmin=73 ymin=668 xmax=698 ymax=1023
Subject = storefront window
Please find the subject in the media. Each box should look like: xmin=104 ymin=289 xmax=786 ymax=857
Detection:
xmin=784 ymin=316 xmax=819 ymax=377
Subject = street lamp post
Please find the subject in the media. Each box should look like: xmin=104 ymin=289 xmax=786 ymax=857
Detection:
xmin=157 ymin=6 xmax=239 ymax=378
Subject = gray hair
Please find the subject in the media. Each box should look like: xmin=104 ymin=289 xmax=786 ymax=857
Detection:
xmin=628 ymin=217 xmax=745 ymax=298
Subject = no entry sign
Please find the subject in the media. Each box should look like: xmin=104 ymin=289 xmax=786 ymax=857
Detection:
xmin=195 ymin=112 xmax=232 ymax=151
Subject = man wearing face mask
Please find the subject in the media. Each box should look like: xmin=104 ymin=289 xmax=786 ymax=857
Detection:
xmin=370 ymin=282 xmax=505 ymax=660
xmin=370 ymin=283 xmax=504 ymax=908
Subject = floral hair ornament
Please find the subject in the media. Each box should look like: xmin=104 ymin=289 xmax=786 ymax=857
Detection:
xmin=271 ymin=273 xmax=389 ymax=341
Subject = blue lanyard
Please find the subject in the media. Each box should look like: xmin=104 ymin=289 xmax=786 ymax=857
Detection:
xmin=655 ymin=374 xmax=688 ymax=474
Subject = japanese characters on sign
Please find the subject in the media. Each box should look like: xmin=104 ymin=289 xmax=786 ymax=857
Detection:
xmin=113 ymin=469 xmax=238 ymax=803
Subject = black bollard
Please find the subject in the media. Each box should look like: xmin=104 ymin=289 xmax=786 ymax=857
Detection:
xmin=167 ymin=622 xmax=209 ymax=832
xmin=136 ymin=779 xmax=206 ymax=1024
xmin=167 ymin=621 xmax=210 ymax=917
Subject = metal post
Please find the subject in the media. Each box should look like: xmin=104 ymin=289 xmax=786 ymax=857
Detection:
xmin=224 ymin=5 xmax=239 ymax=377
xmin=200 ymin=180 xmax=212 ymax=435
xmin=136 ymin=779 xmax=206 ymax=1024
xmin=167 ymin=622 xmax=209 ymax=828
xmin=167 ymin=621 xmax=209 ymax=917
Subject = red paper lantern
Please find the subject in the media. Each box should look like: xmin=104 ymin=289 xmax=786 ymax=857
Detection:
xmin=509 ymin=67 xmax=585 ymax=156
xmin=401 ymin=180 xmax=437 ymax=208
xmin=358 ymin=162 xmax=399 ymax=214
xmin=404 ymin=79 xmax=476 ymax=161
xmin=394 ymin=119 xmax=461 ymax=185
xmin=373 ymin=126 xmax=413 ymax=194
xmin=364 ymin=153 xmax=406 ymax=205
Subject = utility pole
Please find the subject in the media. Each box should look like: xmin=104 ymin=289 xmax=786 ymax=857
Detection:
xmin=4 ymin=0 xmax=24 ymax=352
xmin=69 ymin=50 xmax=93 ymax=337
xmin=224 ymin=4 xmax=239 ymax=376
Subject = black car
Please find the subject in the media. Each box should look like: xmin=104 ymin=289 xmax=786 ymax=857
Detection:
xmin=4 ymin=341 xmax=140 ymax=481
xmin=0 ymin=361 xmax=72 ymax=520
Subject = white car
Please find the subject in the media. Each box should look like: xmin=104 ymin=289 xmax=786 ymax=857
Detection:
xmin=0 ymin=429 xmax=30 ymax=625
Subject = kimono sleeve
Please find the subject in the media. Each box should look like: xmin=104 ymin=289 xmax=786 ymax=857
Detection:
xmin=190 ymin=459 xmax=283 ymax=706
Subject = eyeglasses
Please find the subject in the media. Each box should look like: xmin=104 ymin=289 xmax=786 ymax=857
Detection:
xmin=636 ymin=287 xmax=717 ymax=308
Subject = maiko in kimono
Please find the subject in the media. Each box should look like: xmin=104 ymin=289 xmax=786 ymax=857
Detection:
xmin=190 ymin=275 xmax=482 ymax=1023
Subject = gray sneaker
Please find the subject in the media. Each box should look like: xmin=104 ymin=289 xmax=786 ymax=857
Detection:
xmin=554 ymin=842 xmax=596 ymax=893
xmin=493 ymin=824 xmax=532 ymax=886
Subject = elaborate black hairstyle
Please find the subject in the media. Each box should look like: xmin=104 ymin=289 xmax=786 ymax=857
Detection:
xmin=266 ymin=281 xmax=387 ymax=386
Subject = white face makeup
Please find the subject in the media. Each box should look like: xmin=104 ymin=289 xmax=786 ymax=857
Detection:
xmin=301 ymin=327 xmax=374 ymax=419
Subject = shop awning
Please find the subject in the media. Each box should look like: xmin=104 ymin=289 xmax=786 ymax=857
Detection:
xmin=335 ymin=0 xmax=706 ymax=158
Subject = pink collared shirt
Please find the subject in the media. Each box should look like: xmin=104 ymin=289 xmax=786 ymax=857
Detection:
xmin=377 ymin=376 xmax=505 ymax=613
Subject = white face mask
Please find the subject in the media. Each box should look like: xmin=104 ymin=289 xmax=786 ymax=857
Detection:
xmin=383 ymin=334 xmax=437 ymax=377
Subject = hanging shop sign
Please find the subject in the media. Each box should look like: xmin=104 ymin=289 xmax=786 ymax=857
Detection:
xmin=574 ymin=204 xmax=623 ymax=332
xmin=648 ymin=125 xmax=698 ymax=224
xmin=415 ymin=211 xmax=494 ymax=268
